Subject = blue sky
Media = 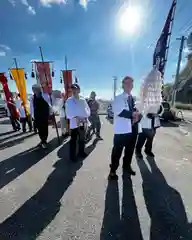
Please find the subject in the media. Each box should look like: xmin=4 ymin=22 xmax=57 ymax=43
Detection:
xmin=0 ymin=0 xmax=192 ymax=99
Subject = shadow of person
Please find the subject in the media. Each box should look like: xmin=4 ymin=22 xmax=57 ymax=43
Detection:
xmin=0 ymin=137 xmax=58 ymax=190
xmin=100 ymin=176 xmax=143 ymax=240
xmin=137 ymin=156 xmax=192 ymax=240
xmin=0 ymin=132 xmax=35 ymax=150
xmin=0 ymin=130 xmax=15 ymax=137
xmin=120 ymin=175 xmax=144 ymax=240
xmin=100 ymin=181 xmax=121 ymax=240
xmin=0 ymin=137 xmax=98 ymax=239
xmin=0 ymin=131 xmax=24 ymax=144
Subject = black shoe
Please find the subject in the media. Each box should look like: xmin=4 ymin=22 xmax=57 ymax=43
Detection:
xmin=145 ymin=150 xmax=155 ymax=157
xmin=78 ymin=152 xmax=88 ymax=158
xmin=124 ymin=166 xmax=136 ymax=176
xmin=96 ymin=135 xmax=103 ymax=140
xmin=135 ymin=151 xmax=143 ymax=158
xmin=108 ymin=172 xmax=118 ymax=180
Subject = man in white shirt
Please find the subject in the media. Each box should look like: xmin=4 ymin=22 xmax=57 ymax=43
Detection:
xmin=135 ymin=110 xmax=161 ymax=158
xmin=65 ymin=84 xmax=90 ymax=161
xmin=108 ymin=76 xmax=142 ymax=180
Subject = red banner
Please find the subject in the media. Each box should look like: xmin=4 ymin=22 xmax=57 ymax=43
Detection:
xmin=63 ymin=70 xmax=73 ymax=99
xmin=35 ymin=62 xmax=52 ymax=94
xmin=0 ymin=73 xmax=19 ymax=119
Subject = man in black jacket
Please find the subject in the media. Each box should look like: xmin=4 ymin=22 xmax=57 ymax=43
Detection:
xmin=32 ymin=85 xmax=50 ymax=148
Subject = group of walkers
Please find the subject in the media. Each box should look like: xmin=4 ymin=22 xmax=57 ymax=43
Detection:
xmin=6 ymin=76 xmax=160 ymax=179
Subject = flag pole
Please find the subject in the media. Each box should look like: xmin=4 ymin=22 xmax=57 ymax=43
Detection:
xmin=39 ymin=46 xmax=60 ymax=145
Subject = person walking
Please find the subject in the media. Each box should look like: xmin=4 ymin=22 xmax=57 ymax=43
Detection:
xmin=65 ymin=84 xmax=90 ymax=161
xmin=135 ymin=111 xmax=161 ymax=158
xmin=108 ymin=76 xmax=142 ymax=180
xmin=87 ymin=91 xmax=102 ymax=139
xmin=31 ymin=84 xmax=50 ymax=148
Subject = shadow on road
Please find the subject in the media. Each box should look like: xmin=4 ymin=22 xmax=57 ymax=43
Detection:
xmin=0 ymin=137 xmax=58 ymax=190
xmin=0 ymin=137 xmax=98 ymax=239
xmin=0 ymin=119 xmax=11 ymax=125
xmin=0 ymin=132 xmax=35 ymax=150
xmin=0 ymin=130 xmax=15 ymax=137
xmin=160 ymin=120 xmax=179 ymax=128
xmin=137 ymin=156 xmax=192 ymax=240
xmin=100 ymin=176 xmax=143 ymax=240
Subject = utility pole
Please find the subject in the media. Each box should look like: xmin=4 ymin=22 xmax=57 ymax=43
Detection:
xmin=171 ymin=35 xmax=186 ymax=106
xmin=113 ymin=76 xmax=117 ymax=100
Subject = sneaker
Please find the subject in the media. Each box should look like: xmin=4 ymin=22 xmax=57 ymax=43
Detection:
xmin=123 ymin=166 xmax=136 ymax=176
xmin=108 ymin=172 xmax=118 ymax=180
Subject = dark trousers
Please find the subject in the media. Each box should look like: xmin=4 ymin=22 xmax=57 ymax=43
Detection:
xmin=36 ymin=119 xmax=49 ymax=144
xmin=88 ymin=114 xmax=101 ymax=136
xmin=110 ymin=127 xmax=138 ymax=172
xmin=70 ymin=127 xmax=85 ymax=160
xmin=32 ymin=118 xmax=37 ymax=133
xmin=136 ymin=128 xmax=156 ymax=153
xmin=10 ymin=117 xmax=20 ymax=131
xmin=20 ymin=116 xmax=32 ymax=132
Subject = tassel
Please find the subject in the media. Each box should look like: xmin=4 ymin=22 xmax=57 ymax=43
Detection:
xmin=60 ymin=71 xmax=62 ymax=83
xmin=52 ymin=62 xmax=54 ymax=77
xmin=75 ymin=76 xmax=78 ymax=83
xmin=31 ymin=63 xmax=35 ymax=78
xmin=25 ymin=73 xmax=27 ymax=79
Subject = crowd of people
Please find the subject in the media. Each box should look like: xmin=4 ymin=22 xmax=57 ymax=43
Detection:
xmin=5 ymin=76 xmax=161 ymax=179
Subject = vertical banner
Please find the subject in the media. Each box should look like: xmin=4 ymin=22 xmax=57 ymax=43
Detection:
xmin=63 ymin=70 xmax=73 ymax=99
xmin=10 ymin=68 xmax=29 ymax=114
xmin=35 ymin=62 xmax=52 ymax=94
xmin=0 ymin=73 xmax=19 ymax=119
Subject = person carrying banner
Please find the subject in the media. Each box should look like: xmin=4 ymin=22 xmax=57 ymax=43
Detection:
xmin=135 ymin=109 xmax=161 ymax=158
xmin=59 ymin=93 xmax=68 ymax=138
xmin=6 ymin=98 xmax=20 ymax=131
xmin=31 ymin=84 xmax=50 ymax=148
xmin=16 ymin=94 xmax=32 ymax=132
xmin=87 ymin=91 xmax=102 ymax=139
xmin=65 ymin=84 xmax=90 ymax=162
xmin=108 ymin=76 xmax=142 ymax=180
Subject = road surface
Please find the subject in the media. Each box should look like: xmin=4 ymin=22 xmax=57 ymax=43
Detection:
xmin=0 ymin=116 xmax=192 ymax=240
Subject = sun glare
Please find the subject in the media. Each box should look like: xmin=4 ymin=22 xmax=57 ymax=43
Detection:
xmin=119 ymin=6 xmax=141 ymax=35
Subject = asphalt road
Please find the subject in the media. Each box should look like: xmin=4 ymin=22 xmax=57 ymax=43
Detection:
xmin=0 ymin=116 xmax=192 ymax=240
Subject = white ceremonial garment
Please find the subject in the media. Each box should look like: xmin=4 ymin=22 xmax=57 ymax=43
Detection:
xmin=112 ymin=93 xmax=142 ymax=134
xmin=16 ymin=99 xmax=26 ymax=118
xmin=30 ymin=95 xmax=34 ymax=118
xmin=65 ymin=96 xmax=91 ymax=129
xmin=140 ymin=115 xmax=160 ymax=129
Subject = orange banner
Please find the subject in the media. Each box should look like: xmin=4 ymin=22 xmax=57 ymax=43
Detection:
xmin=36 ymin=62 xmax=52 ymax=93
xmin=63 ymin=70 xmax=73 ymax=99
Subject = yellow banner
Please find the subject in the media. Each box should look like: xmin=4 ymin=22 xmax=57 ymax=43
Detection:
xmin=10 ymin=68 xmax=29 ymax=115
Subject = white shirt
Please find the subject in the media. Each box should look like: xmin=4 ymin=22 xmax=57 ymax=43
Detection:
xmin=112 ymin=92 xmax=142 ymax=134
xmin=15 ymin=99 xmax=26 ymax=118
xmin=65 ymin=96 xmax=90 ymax=129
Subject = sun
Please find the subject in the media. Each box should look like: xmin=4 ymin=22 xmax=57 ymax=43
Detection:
xmin=119 ymin=6 xmax=141 ymax=35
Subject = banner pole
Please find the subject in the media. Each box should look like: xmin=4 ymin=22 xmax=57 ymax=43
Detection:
xmin=39 ymin=46 xmax=60 ymax=145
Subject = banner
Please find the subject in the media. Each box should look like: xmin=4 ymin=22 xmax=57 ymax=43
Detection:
xmin=10 ymin=68 xmax=29 ymax=114
xmin=153 ymin=0 xmax=176 ymax=76
xmin=35 ymin=62 xmax=52 ymax=94
xmin=0 ymin=73 xmax=19 ymax=119
xmin=63 ymin=70 xmax=73 ymax=99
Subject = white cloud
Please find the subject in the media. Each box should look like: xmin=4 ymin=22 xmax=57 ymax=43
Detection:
xmin=8 ymin=0 xmax=16 ymax=7
xmin=0 ymin=44 xmax=11 ymax=51
xmin=0 ymin=51 xmax=6 ymax=57
xmin=40 ymin=0 xmax=66 ymax=7
xmin=20 ymin=0 xmax=36 ymax=15
xmin=79 ymin=0 xmax=95 ymax=10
